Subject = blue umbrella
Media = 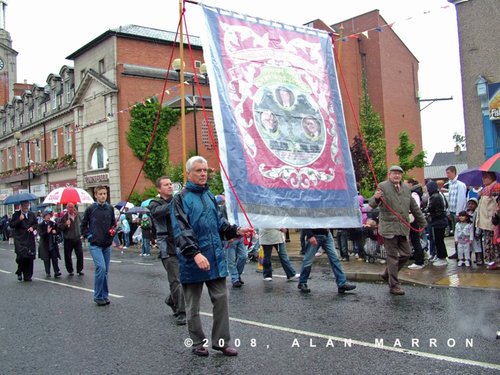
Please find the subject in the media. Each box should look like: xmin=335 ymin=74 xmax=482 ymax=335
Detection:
xmin=114 ymin=201 xmax=134 ymax=210
xmin=141 ymin=198 xmax=154 ymax=207
xmin=457 ymin=167 xmax=500 ymax=187
xmin=3 ymin=192 xmax=38 ymax=205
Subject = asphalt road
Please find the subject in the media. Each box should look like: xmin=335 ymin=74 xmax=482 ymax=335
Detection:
xmin=0 ymin=244 xmax=499 ymax=375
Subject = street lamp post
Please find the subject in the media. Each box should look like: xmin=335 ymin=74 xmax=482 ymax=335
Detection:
xmin=14 ymin=131 xmax=38 ymax=194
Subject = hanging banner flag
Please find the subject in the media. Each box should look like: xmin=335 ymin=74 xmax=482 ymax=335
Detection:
xmin=200 ymin=5 xmax=361 ymax=229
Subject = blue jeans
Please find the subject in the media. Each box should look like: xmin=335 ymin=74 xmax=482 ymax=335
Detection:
xmin=142 ymin=238 xmax=150 ymax=255
xmin=262 ymin=242 xmax=296 ymax=278
xmin=122 ymin=232 xmax=130 ymax=247
xmin=89 ymin=244 xmax=111 ymax=301
xmin=226 ymin=236 xmax=247 ymax=283
xmin=299 ymin=232 xmax=347 ymax=287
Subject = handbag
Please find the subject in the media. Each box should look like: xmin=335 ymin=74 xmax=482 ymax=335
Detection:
xmin=20 ymin=245 xmax=36 ymax=259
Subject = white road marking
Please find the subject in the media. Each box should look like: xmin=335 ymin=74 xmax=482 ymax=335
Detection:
xmin=83 ymin=256 xmax=122 ymax=264
xmin=0 ymin=269 xmax=11 ymax=274
xmin=32 ymin=277 xmax=124 ymax=298
xmin=200 ymin=312 xmax=500 ymax=371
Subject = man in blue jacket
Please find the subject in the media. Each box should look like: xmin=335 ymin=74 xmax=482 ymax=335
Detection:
xmin=80 ymin=186 xmax=116 ymax=306
xmin=171 ymin=156 xmax=251 ymax=357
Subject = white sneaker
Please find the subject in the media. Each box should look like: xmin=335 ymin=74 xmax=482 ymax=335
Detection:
xmin=433 ymin=259 xmax=448 ymax=266
xmin=315 ymin=250 xmax=323 ymax=257
xmin=457 ymin=260 xmax=464 ymax=267
xmin=429 ymin=255 xmax=437 ymax=262
xmin=465 ymin=260 xmax=471 ymax=267
xmin=408 ymin=263 xmax=424 ymax=270
xmin=264 ymin=277 xmax=273 ymax=281
xmin=287 ymin=274 xmax=300 ymax=282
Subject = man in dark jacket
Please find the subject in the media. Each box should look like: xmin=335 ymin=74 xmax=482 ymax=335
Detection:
xmin=171 ymin=156 xmax=252 ymax=357
xmin=10 ymin=200 xmax=38 ymax=281
xmin=80 ymin=186 xmax=115 ymax=306
xmin=58 ymin=202 xmax=84 ymax=276
xmin=149 ymin=176 xmax=186 ymax=325
xmin=369 ymin=165 xmax=427 ymax=295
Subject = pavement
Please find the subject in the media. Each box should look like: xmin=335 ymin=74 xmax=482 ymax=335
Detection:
xmin=280 ymin=230 xmax=500 ymax=291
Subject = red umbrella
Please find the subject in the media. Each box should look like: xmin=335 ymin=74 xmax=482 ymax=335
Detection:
xmin=479 ymin=152 xmax=500 ymax=173
xmin=43 ymin=187 xmax=94 ymax=205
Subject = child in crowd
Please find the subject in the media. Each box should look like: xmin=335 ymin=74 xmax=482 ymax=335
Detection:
xmin=140 ymin=214 xmax=152 ymax=257
xmin=466 ymin=197 xmax=483 ymax=265
xmin=454 ymin=211 xmax=473 ymax=267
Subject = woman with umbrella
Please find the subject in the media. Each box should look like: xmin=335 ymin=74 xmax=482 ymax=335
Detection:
xmin=38 ymin=210 xmax=62 ymax=278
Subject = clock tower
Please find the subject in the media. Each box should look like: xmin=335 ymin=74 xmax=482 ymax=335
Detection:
xmin=0 ymin=0 xmax=17 ymax=105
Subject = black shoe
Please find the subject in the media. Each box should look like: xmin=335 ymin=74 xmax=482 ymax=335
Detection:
xmin=192 ymin=347 xmax=209 ymax=357
xmin=338 ymin=283 xmax=356 ymax=294
xmin=77 ymin=272 xmax=85 ymax=276
xmin=17 ymin=275 xmax=22 ymax=281
xmin=68 ymin=272 xmax=74 ymax=276
xmin=175 ymin=313 xmax=186 ymax=325
xmin=238 ymin=277 xmax=245 ymax=285
xmin=94 ymin=299 xmax=107 ymax=306
xmin=297 ymin=283 xmax=310 ymax=293
xmin=24 ymin=278 xmax=32 ymax=282
xmin=448 ymin=254 xmax=458 ymax=260
xmin=381 ymin=274 xmax=389 ymax=283
xmin=105 ymin=299 xmax=111 ymax=305
xmin=232 ymin=281 xmax=243 ymax=288
xmin=54 ymin=272 xmax=62 ymax=278
xmin=46 ymin=273 xmax=51 ymax=278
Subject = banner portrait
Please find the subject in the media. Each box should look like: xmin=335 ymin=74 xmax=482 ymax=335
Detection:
xmin=200 ymin=5 xmax=361 ymax=228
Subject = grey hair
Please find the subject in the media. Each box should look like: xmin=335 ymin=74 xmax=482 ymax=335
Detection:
xmin=186 ymin=156 xmax=208 ymax=172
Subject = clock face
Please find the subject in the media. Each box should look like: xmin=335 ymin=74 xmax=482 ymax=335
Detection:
xmin=0 ymin=58 xmax=4 ymax=70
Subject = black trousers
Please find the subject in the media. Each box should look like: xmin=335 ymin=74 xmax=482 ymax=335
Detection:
xmin=43 ymin=251 xmax=60 ymax=275
xmin=16 ymin=256 xmax=34 ymax=280
xmin=432 ymin=227 xmax=448 ymax=260
xmin=409 ymin=224 xmax=424 ymax=265
xmin=64 ymin=238 xmax=83 ymax=273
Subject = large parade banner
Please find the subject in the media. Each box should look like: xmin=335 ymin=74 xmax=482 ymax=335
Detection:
xmin=200 ymin=5 xmax=361 ymax=228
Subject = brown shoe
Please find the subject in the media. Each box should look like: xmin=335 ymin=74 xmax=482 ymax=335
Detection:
xmin=212 ymin=346 xmax=238 ymax=356
xmin=192 ymin=347 xmax=209 ymax=357
xmin=390 ymin=287 xmax=405 ymax=296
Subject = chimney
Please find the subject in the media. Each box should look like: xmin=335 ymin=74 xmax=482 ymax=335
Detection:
xmin=454 ymin=145 xmax=461 ymax=155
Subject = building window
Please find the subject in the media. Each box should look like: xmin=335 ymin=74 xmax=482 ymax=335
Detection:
xmin=64 ymin=125 xmax=72 ymax=154
xmin=0 ymin=149 xmax=3 ymax=172
xmin=65 ymin=80 xmax=71 ymax=103
xmin=16 ymin=144 xmax=21 ymax=168
xmin=7 ymin=147 xmax=12 ymax=170
xmin=51 ymin=129 xmax=58 ymax=158
xmin=90 ymin=144 xmax=108 ymax=169
xmin=52 ymin=89 xmax=57 ymax=110
xmin=81 ymin=69 xmax=85 ymax=80
xmin=35 ymin=141 xmax=41 ymax=163
xmin=98 ymin=59 xmax=105 ymax=74
xmin=29 ymin=109 xmax=34 ymax=122
xmin=2 ymin=121 xmax=5 ymax=134
xmin=19 ymin=113 xmax=24 ymax=126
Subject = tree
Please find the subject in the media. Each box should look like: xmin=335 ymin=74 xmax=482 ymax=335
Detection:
xmin=358 ymin=71 xmax=387 ymax=193
xmin=126 ymin=99 xmax=180 ymax=184
xmin=395 ymin=131 xmax=426 ymax=175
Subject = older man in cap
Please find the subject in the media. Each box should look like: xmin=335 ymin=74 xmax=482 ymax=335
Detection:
xmin=369 ymin=165 xmax=427 ymax=295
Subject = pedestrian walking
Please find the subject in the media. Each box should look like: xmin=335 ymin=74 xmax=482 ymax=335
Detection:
xmin=259 ymin=228 xmax=299 ymax=281
xmin=58 ymin=202 xmax=84 ymax=276
xmin=10 ymin=200 xmax=37 ymax=282
xmin=149 ymin=176 xmax=186 ymax=325
xmin=38 ymin=210 xmax=62 ymax=278
xmin=297 ymin=228 xmax=356 ymax=294
xmin=171 ymin=156 xmax=252 ymax=357
xmin=80 ymin=186 xmax=116 ymax=306
xmin=369 ymin=165 xmax=427 ymax=295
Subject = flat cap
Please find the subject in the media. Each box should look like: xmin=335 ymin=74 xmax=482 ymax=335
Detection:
xmin=388 ymin=165 xmax=404 ymax=173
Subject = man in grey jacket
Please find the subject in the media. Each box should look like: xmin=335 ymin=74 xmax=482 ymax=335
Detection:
xmin=369 ymin=165 xmax=427 ymax=295
xmin=149 ymin=176 xmax=186 ymax=325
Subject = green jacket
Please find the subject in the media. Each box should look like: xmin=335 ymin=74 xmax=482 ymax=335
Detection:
xmin=369 ymin=180 xmax=427 ymax=237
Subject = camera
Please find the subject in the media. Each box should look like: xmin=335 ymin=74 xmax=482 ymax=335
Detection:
xmin=109 ymin=228 xmax=116 ymax=237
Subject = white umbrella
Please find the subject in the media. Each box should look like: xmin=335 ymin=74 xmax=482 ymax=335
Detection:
xmin=43 ymin=187 xmax=94 ymax=205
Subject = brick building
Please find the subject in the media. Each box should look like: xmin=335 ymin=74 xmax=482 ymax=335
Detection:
xmin=0 ymin=9 xmax=425 ymax=208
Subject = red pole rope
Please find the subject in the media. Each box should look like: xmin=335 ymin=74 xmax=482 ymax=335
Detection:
xmin=331 ymin=34 xmax=423 ymax=233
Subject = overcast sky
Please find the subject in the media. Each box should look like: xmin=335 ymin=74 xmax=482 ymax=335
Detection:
xmin=7 ymin=0 xmax=463 ymax=162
